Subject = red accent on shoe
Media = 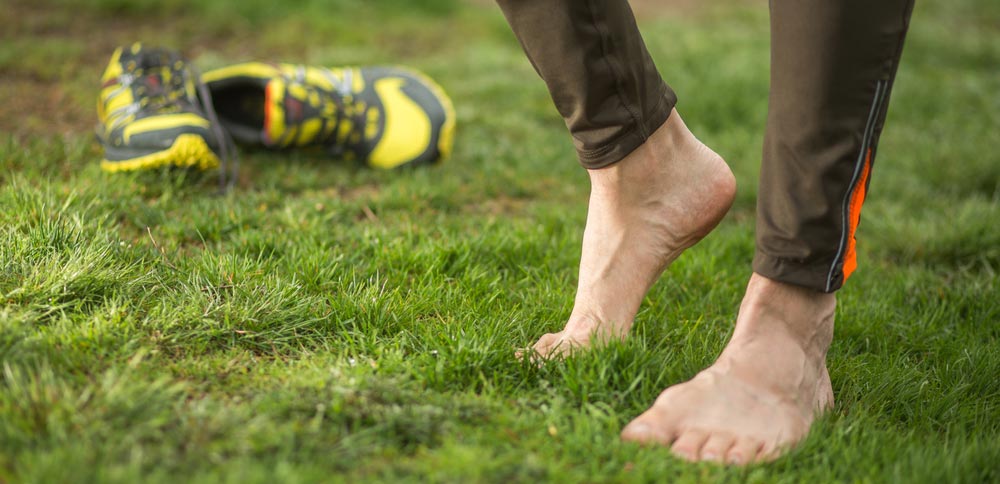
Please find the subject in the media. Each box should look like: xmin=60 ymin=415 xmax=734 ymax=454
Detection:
xmin=263 ymin=80 xmax=275 ymax=145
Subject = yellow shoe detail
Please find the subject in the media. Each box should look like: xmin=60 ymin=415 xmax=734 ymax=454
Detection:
xmin=122 ymin=114 xmax=211 ymax=144
xmin=368 ymin=78 xmax=433 ymax=170
xmin=201 ymin=62 xmax=282 ymax=84
xmin=100 ymin=134 xmax=220 ymax=173
xmin=438 ymin=115 xmax=456 ymax=161
xmin=98 ymin=48 xmax=135 ymax=131
xmin=298 ymin=116 xmax=324 ymax=146
xmin=416 ymin=70 xmax=456 ymax=161
xmin=386 ymin=66 xmax=457 ymax=162
xmin=350 ymin=68 xmax=365 ymax=93
xmin=97 ymin=48 xmax=125 ymax=122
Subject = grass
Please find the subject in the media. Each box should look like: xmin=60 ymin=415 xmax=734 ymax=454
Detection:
xmin=2 ymin=0 xmax=999 ymax=482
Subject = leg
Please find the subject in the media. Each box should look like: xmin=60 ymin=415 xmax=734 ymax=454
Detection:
xmin=496 ymin=0 xmax=736 ymax=358
xmin=622 ymin=0 xmax=915 ymax=463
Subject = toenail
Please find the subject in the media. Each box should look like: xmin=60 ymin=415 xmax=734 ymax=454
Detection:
xmin=727 ymin=454 xmax=742 ymax=464
xmin=627 ymin=423 xmax=651 ymax=435
xmin=702 ymin=452 xmax=719 ymax=461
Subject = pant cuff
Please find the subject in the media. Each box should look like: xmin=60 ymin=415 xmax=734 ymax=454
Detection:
xmin=576 ymin=92 xmax=675 ymax=170
xmin=752 ymin=250 xmax=841 ymax=293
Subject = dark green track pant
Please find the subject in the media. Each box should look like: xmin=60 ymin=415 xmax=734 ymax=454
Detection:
xmin=496 ymin=0 xmax=915 ymax=292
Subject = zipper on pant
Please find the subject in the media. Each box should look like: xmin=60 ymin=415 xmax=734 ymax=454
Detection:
xmin=825 ymin=79 xmax=888 ymax=292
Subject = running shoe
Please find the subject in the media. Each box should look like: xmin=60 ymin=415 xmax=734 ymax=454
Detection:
xmin=96 ymin=43 xmax=231 ymax=176
xmin=202 ymin=62 xmax=455 ymax=169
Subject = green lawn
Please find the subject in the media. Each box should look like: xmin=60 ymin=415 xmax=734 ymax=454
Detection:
xmin=2 ymin=0 xmax=999 ymax=482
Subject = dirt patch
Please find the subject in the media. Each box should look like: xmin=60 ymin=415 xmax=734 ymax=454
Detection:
xmin=2 ymin=79 xmax=92 ymax=139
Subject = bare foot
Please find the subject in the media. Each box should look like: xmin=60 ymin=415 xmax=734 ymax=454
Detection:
xmin=620 ymin=273 xmax=836 ymax=465
xmin=527 ymin=109 xmax=736 ymax=359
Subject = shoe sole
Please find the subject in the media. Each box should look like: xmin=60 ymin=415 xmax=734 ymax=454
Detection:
xmin=100 ymin=134 xmax=221 ymax=173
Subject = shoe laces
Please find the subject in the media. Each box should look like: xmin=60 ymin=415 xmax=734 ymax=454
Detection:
xmin=188 ymin=64 xmax=239 ymax=194
xmin=125 ymin=49 xmax=240 ymax=194
xmin=290 ymin=68 xmax=370 ymax=156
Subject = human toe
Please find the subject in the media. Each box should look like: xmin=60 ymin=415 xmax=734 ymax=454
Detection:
xmin=724 ymin=437 xmax=763 ymax=465
xmin=620 ymin=413 xmax=677 ymax=446
xmin=698 ymin=432 xmax=737 ymax=463
xmin=670 ymin=429 xmax=710 ymax=461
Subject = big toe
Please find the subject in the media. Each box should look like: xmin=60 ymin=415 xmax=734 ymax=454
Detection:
xmin=517 ymin=332 xmax=554 ymax=360
xmin=620 ymin=413 xmax=676 ymax=446
xmin=533 ymin=332 xmax=569 ymax=358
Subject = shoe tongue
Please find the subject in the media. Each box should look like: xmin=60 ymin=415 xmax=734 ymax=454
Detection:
xmin=263 ymin=77 xmax=302 ymax=147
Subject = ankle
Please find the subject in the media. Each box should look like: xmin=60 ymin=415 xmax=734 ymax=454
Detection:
xmin=651 ymin=108 xmax=700 ymax=152
xmin=733 ymin=273 xmax=835 ymax=357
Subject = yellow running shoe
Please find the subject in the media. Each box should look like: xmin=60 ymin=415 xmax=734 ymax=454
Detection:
xmin=202 ymin=62 xmax=455 ymax=169
xmin=96 ymin=44 xmax=230 ymax=174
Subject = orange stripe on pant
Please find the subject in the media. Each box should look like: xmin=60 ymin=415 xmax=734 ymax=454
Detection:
xmin=842 ymin=148 xmax=873 ymax=282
